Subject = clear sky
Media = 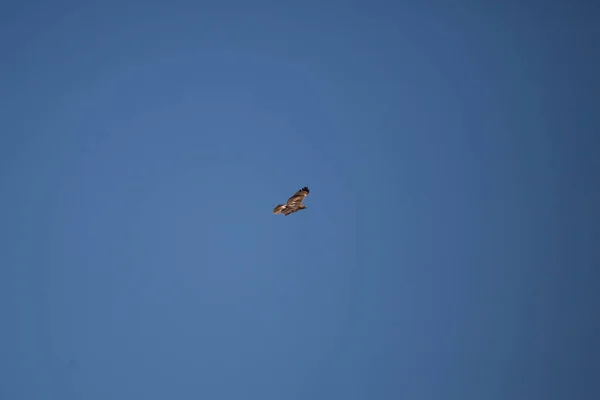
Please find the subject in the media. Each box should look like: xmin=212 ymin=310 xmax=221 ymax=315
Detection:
xmin=1 ymin=1 xmax=599 ymax=399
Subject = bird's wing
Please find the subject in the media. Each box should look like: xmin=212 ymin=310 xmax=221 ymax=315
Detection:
xmin=282 ymin=206 xmax=298 ymax=215
xmin=286 ymin=187 xmax=309 ymax=206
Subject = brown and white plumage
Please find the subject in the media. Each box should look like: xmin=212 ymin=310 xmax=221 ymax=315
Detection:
xmin=273 ymin=186 xmax=310 ymax=216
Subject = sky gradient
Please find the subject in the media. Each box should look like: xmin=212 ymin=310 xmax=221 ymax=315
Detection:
xmin=1 ymin=1 xmax=599 ymax=399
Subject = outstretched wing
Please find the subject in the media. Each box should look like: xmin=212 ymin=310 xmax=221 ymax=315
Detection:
xmin=286 ymin=186 xmax=310 ymax=206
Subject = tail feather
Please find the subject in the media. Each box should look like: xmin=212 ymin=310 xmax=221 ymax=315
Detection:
xmin=273 ymin=204 xmax=286 ymax=214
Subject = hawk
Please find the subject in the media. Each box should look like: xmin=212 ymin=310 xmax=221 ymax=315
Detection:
xmin=273 ymin=186 xmax=310 ymax=216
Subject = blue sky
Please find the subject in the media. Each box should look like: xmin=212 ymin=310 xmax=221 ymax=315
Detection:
xmin=1 ymin=1 xmax=598 ymax=399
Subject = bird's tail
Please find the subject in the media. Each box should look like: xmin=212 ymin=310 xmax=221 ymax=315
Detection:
xmin=273 ymin=204 xmax=286 ymax=214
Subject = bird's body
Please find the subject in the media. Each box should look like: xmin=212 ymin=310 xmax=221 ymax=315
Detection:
xmin=273 ymin=186 xmax=310 ymax=216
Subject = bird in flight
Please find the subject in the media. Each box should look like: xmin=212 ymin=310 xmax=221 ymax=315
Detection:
xmin=273 ymin=186 xmax=310 ymax=216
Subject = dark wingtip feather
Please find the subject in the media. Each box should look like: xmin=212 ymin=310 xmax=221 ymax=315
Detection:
xmin=301 ymin=186 xmax=309 ymax=193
